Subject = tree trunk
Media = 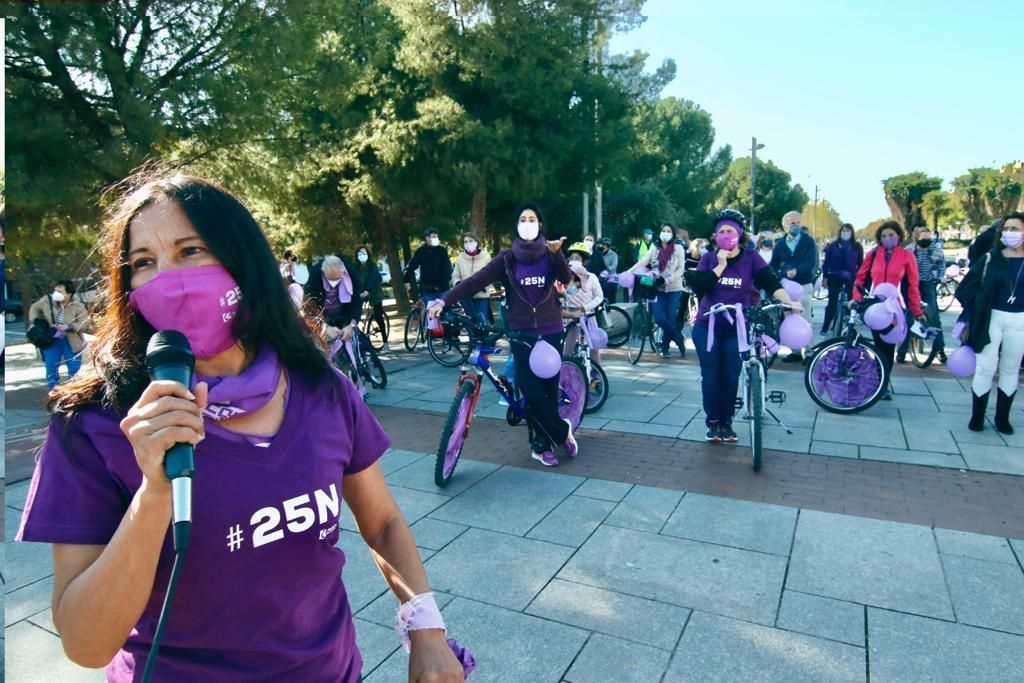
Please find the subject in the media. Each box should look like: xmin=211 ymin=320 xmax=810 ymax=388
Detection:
xmin=371 ymin=204 xmax=410 ymax=313
xmin=470 ymin=181 xmax=487 ymax=234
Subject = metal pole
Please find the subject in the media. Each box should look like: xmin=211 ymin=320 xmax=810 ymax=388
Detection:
xmin=583 ymin=191 xmax=589 ymax=237
xmin=595 ymin=181 xmax=603 ymax=239
xmin=812 ymin=185 xmax=819 ymax=240
xmin=750 ymin=137 xmax=757 ymax=234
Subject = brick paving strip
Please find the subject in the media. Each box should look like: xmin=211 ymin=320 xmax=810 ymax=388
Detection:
xmin=372 ymin=405 xmax=1024 ymax=539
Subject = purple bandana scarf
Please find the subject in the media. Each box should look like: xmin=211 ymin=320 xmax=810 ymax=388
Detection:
xmin=193 ymin=344 xmax=281 ymax=421
xmin=706 ymin=306 xmax=749 ymax=353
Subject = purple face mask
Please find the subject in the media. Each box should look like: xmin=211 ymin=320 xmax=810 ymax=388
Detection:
xmin=129 ymin=264 xmax=242 ymax=359
xmin=1001 ymin=232 xmax=1024 ymax=248
xmin=715 ymin=232 xmax=740 ymax=250
xmin=881 ymin=235 xmax=900 ymax=250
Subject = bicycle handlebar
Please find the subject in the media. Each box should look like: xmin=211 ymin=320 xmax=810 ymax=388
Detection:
xmin=703 ymin=301 xmax=793 ymax=317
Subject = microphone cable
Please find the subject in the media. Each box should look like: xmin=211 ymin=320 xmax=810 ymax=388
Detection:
xmin=140 ymin=544 xmax=187 ymax=683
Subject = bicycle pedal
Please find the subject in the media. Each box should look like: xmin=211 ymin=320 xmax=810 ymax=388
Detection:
xmin=768 ymin=390 xmax=787 ymax=404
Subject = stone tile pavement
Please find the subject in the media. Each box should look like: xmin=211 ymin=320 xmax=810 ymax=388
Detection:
xmin=6 ymin=450 xmax=1024 ymax=682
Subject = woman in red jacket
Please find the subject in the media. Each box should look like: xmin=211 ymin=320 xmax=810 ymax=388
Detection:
xmin=852 ymin=220 xmax=926 ymax=398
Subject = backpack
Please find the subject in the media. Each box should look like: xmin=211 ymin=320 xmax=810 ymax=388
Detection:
xmin=27 ymin=297 xmax=57 ymax=349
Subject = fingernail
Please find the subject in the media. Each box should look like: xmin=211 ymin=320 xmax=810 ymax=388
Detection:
xmin=186 ymin=390 xmax=196 ymax=400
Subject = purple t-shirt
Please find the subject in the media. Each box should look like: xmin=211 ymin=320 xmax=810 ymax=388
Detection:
xmin=513 ymin=258 xmax=562 ymax=336
xmin=17 ymin=368 xmax=389 ymax=682
xmin=695 ymin=250 xmax=767 ymax=332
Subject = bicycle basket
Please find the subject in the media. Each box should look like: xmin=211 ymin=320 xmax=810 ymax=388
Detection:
xmin=636 ymin=274 xmax=663 ymax=299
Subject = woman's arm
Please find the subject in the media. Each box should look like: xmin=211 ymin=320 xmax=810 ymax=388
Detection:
xmin=442 ymin=253 xmax=506 ymax=308
xmin=344 ymin=463 xmax=462 ymax=678
xmin=52 ymin=485 xmax=173 ymax=668
xmin=852 ymin=250 xmax=873 ymax=300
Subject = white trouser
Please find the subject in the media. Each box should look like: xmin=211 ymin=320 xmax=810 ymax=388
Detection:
xmin=972 ymin=309 xmax=1024 ymax=395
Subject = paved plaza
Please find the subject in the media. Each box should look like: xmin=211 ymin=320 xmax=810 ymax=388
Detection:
xmin=4 ymin=310 xmax=1024 ymax=681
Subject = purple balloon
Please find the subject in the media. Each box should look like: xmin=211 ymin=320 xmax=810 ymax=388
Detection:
xmin=873 ymin=282 xmax=900 ymax=300
xmin=529 ymin=340 xmax=562 ymax=378
xmin=590 ymin=326 xmax=609 ymax=350
xmin=945 ymin=264 xmax=961 ymax=278
xmin=864 ymin=302 xmax=895 ymax=331
xmin=779 ymin=313 xmax=812 ymax=349
xmin=946 ymin=345 xmax=976 ymax=378
xmin=781 ymin=278 xmax=804 ymax=302
xmin=880 ymin=315 xmax=907 ymax=344
xmin=617 ymin=271 xmax=635 ymax=289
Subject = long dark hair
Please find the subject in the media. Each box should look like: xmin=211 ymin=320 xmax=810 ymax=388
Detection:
xmin=514 ymin=202 xmax=546 ymax=234
xmin=50 ymin=169 xmax=337 ymax=416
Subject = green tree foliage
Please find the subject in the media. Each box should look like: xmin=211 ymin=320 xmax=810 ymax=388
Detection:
xmin=881 ymin=172 xmax=942 ymax=231
xmin=801 ymin=198 xmax=842 ymax=242
xmin=952 ymin=168 xmax=992 ymax=228
xmin=715 ymin=157 xmax=809 ymax=237
xmin=921 ymin=190 xmax=954 ymax=231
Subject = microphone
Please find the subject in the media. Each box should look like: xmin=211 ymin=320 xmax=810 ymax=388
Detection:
xmin=146 ymin=330 xmax=196 ymax=552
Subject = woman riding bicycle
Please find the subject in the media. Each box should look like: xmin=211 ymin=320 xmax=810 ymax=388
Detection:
xmin=352 ymin=245 xmax=387 ymax=344
xmin=625 ymin=222 xmax=688 ymax=358
xmin=685 ymin=209 xmax=801 ymax=443
xmin=956 ymin=212 xmax=1024 ymax=435
xmin=305 ymin=255 xmax=363 ymax=342
xmin=452 ymin=231 xmax=492 ymax=324
xmin=851 ymin=220 xmax=926 ymax=399
xmin=562 ymin=242 xmax=605 ymax=364
xmin=428 ymin=203 xmax=577 ymax=468
xmin=820 ymin=223 xmax=864 ymax=335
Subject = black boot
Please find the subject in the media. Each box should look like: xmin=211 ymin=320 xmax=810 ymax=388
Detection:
xmin=969 ymin=391 xmax=989 ymax=432
xmin=995 ymin=389 xmax=1016 ymax=435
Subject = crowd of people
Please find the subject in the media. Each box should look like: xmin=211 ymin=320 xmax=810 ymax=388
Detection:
xmin=13 ymin=163 xmax=1023 ymax=679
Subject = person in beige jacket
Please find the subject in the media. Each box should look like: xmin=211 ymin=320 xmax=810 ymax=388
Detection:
xmin=28 ymin=279 xmax=91 ymax=388
xmin=626 ymin=223 xmax=688 ymax=358
xmin=452 ymin=231 xmax=492 ymax=323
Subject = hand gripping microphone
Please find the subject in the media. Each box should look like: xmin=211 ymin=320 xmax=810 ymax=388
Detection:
xmin=145 ymin=330 xmax=196 ymax=552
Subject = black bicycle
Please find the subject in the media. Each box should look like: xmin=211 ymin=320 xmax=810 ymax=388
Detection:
xmin=804 ymin=293 xmax=889 ymax=414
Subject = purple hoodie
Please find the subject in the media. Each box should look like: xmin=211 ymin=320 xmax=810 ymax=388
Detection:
xmin=443 ymin=237 xmax=572 ymax=334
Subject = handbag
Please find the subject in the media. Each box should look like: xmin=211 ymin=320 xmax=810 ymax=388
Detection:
xmin=27 ymin=297 xmax=58 ymax=349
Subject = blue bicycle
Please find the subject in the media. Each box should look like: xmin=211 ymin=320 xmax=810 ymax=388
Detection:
xmin=434 ymin=310 xmax=587 ymax=487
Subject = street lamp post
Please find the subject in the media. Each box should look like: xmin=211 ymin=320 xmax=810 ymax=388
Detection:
xmin=750 ymin=137 xmax=765 ymax=233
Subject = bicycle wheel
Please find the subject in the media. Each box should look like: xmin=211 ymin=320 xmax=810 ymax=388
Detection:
xmin=937 ymin=281 xmax=955 ymax=311
xmin=627 ymin=305 xmax=647 ymax=364
xmin=362 ymin=343 xmax=388 ymax=388
xmin=404 ymin=307 xmax=423 ymax=351
xmin=603 ymin=305 xmax=631 ymax=348
xmin=804 ymin=339 xmax=888 ymax=413
xmin=687 ymin=293 xmax=699 ymax=327
xmin=581 ymin=359 xmax=609 ymax=414
xmin=747 ymin=363 xmax=763 ymax=472
xmin=435 ymin=378 xmax=477 ymax=487
xmin=363 ymin=310 xmax=389 ymax=351
xmin=331 ymin=343 xmax=361 ymax=389
xmin=558 ymin=359 xmax=587 ymax=433
xmin=427 ymin=317 xmax=472 ymax=367
xmin=909 ymin=331 xmax=937 ymax=369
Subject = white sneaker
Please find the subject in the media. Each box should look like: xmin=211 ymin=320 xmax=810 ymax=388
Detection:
xmin=498 ymin=397 xmax=509 ymax=407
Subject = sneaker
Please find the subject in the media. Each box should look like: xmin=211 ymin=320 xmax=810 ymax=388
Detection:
xmin=532 ymin=450 xmax=558 ymax=467
xmin=896 ymin=354 xmax=907 ymax=364
xmin=720 ymin=422 xmax=738 ymax=442
xmin=498 ymin=396 xmax=509 ymax=407
xmin=705 ymin=424 xmax=722 ymax=442
xmin=880 ymin=388 xmax=893 ymax=401
xmin=662 ymin=349 xmax=672 ymax=359
xmin=782 ymin=352 xmax=803 ymax=363
xmin=563 ymin=418 xmax=579 ymax=458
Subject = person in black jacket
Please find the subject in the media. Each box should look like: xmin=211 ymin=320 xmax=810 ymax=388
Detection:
xmin=955 ymin=212 xmax=1024 ymax=435
xmin=402 ymin=228 xmax=453 ymax=306
xmin=967 ymin=218 xmax=1003 ymax=264
xmin=770 ymin=210 xmax=819 ymax=361
xmin=353 ymin=245 xmax=387 ymax=344
xmin=304 ymin=254 xmax=362 ymax=339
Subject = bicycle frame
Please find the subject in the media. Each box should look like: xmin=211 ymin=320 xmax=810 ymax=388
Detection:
xmin=330 ymin=332 xmax=368 ymax=396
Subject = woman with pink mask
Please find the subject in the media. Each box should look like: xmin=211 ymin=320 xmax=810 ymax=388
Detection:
xmin=16 ymin=171 xmax=466 ymax=682
xmin=685 ymin=210 xmax=800 ymax=443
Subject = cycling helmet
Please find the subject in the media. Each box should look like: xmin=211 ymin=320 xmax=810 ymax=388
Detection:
xmin=713 ymin=209 xmax=746 ymax=232
xmin=567 ymin=241 xmax=592 ymax=256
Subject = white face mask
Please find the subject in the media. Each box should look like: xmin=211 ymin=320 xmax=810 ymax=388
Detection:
xmin=357 ymin=252 xmax=369 ymax=263
xmin=465 ymin=241 xmax=478 ymax=253
xmin=52 ymin=290 xmax=66 ymax=302
xmin=660 ymin=232 xmax=673 ymax=242
xmin=518 ymin=222 xmax=540 ymax=240
xmin=428 ymin=237 xmax=440 ymax=247
xmin=840 ymin=231 xmax=852 ymax=241
xmin=326 ymin=278 xmax=342 ymax=288
xmin=584 ymin=239 xmax=594 ymax=248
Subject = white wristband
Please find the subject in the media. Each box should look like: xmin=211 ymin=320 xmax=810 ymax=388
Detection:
xmin=395 ymin=592 xmax=446 ymax=652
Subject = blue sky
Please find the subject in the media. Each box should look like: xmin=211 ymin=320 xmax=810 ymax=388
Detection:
xmin=609 ymin=0 xmax=1024 ymax=227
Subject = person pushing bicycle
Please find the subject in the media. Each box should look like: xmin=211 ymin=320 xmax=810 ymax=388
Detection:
xmin=685 ymin=209 xmax=801 ymax=443
xmin=428 ymin=203 xmax=578 ymax=467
